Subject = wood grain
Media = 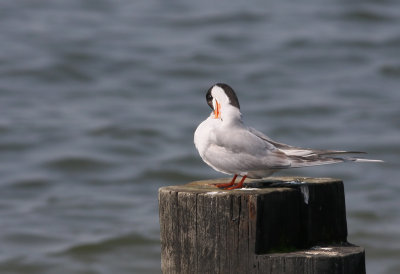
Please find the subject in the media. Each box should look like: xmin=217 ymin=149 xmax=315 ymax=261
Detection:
xmin=159 ymin=177 xmax=365 ymax=274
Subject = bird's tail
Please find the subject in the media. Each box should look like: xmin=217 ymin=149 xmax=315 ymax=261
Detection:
xmin=288 ymin=151 xmax=383 ymax=168
xmin=349 ymin=158 xmax=383 ymax=163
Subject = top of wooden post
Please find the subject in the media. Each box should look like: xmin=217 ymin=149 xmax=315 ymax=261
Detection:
xmin=160 ymin=176 xmax=342 ymax=199
xmin=159 ymin=176 xmax=348 ymax=253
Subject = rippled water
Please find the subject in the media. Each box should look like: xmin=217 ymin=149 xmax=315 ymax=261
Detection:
xmin=0 ymin=0 xmax=399 ymax=273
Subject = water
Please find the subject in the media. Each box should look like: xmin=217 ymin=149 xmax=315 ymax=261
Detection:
xmin=0 ymin=0 xmax=399 ymax=273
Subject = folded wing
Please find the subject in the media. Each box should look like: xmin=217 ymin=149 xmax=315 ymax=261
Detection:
xmin=248 ymin=127 xmax=383 ymax=168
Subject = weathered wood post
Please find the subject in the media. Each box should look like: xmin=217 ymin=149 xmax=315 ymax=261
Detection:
xmin=159 ymin=177 xmax=365 ymax=274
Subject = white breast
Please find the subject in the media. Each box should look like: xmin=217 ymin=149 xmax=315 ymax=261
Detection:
xmin=194 ymin=116 xmax=215 ymax=158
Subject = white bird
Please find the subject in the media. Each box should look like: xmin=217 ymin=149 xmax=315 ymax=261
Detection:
xmin=194 ymin=83 xmax=382 ymax=190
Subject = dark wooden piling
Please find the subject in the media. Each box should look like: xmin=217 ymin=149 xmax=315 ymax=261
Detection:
xmin=159 ymin=177 xmax=366 ymax=274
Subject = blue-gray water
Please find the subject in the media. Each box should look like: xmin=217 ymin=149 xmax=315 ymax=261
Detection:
xmin=0 ymin=0 xmax=399 ymax=273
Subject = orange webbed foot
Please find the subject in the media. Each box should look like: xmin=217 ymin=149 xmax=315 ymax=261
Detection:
xmin=225 ymin=175 xmax=247 ymax=190
xmin=215 ymin=174 xmax=237 ymax=188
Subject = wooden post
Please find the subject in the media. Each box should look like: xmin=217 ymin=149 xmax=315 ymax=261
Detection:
xmin=159 ymin=177 xmax=366 ymax=274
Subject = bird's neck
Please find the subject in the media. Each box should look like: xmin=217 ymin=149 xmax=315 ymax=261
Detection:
xmin=221 ymin=107 xmax=243 ymax=125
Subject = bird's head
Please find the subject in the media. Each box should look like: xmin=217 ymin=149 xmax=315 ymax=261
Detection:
xmin=206 ymin=83 xmax=241 ymax=122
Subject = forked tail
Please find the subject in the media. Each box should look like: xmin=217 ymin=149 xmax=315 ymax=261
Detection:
xmin=288 ymin=151 xmax=383 ymax=168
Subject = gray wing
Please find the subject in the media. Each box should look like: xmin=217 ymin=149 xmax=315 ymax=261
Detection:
xmin=248 ymin=127 xmax=364 ymax=156
xmin=204 ymin=126 xmax=292 ymax=174
xmin=248 ymin=127 xmax=380 ymax=167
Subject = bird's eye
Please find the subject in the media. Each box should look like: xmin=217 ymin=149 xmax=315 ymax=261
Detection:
xmin=206 ymin=94 xmax=213 ymax=101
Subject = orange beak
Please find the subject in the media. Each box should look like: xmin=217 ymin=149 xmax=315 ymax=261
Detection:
xmin=213 ymin=101 xmax=221 ymax=119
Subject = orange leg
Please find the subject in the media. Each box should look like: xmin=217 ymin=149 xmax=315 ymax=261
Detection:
xmin=226 ymin=175 xmax=247 ymax=190
xmin=216 ymin=174 xmax=237 ymax=188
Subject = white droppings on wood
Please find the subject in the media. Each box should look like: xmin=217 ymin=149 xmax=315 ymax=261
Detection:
xmin=240 ymin=188 xmax=259 ymax=190
xmin=300 ymin=184 xmax=309 ymax=204
xmin=311 ymin=246 xmax=333 ymax=251
xmin=305 ymin=250 xmax=339 ymax=256
xmin=206 ymin=191 xmax=226 ymax=195
xmin=285 ymin=180 xmax=305 ymax=185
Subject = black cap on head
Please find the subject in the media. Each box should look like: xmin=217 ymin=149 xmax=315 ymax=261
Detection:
xmin=206 ymin=87 xmax=213 ymax=109
xmin=206 ymin=83 xmax=240 ymax=110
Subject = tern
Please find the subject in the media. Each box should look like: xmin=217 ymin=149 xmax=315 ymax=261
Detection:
xmin=194 ymin=83 xmax=382 ymax=190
